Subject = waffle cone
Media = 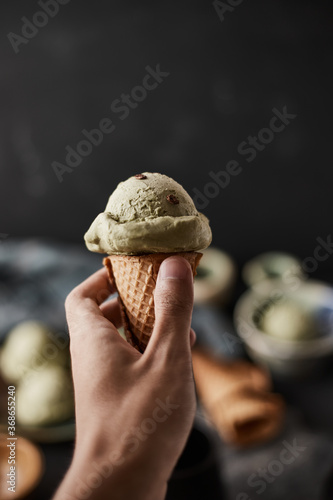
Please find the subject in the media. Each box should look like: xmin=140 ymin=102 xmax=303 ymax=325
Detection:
xmin=192 ymin=348 xmax=285 ymax=447
xmin=103 ymin=252 xmax=202 ymax=352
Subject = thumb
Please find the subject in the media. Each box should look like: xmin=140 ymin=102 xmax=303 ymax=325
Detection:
xmin=146 ymin=256 xmax=194 ymax=356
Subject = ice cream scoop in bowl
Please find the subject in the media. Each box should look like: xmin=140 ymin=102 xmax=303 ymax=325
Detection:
xmin=234 ymin=279 xmax=333 ymax=378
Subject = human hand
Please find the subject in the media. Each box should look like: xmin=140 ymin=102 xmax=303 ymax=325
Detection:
xmin=53 ymin=256 xmax=196 ymax=500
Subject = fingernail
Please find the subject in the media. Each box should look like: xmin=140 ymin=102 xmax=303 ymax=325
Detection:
xmin=159 ymin=257 xmax=190 ymax=279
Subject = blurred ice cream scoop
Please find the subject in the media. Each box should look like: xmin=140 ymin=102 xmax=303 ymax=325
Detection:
xmin=260 ymin=301 xmax=318 ymax=341
xmin=0 ymin=321 xmax=69 ymax=384
xmin=16 ymin=364 xmax=74 ymax=426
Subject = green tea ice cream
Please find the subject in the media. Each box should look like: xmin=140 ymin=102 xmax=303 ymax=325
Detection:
xmin=84 ymin=172 xmax=212 ymax=352
xmin=84 ymin=172 xmax=212 ymax=254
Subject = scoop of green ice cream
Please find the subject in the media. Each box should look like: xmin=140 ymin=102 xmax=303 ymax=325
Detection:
xmin=261 ymin=301 xmax=317 ymax=341
xmin=0 ymin=321 xmax=69 ymax=384
xmin=84 ymin=172 xmax=212 ymax=254
xmin=16 ymin=365 xmax=74 ymax=426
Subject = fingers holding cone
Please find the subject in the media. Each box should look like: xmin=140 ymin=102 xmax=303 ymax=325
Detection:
xmin=104 ymin=252 xmax=202 ymax=353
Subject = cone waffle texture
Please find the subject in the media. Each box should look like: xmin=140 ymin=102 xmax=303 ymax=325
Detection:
xmin=104 ymin=252 xmax=202 ymax=352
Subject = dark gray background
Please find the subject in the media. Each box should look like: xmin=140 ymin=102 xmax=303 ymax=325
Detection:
xmin=1 ymin=0 xmax=332 ymax=275
xmin=1 ymin=3 xmax=333 ymax=499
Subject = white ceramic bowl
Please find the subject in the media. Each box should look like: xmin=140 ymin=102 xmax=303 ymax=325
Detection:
xmin=234 ymin=279 xmax=333 ymax=377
